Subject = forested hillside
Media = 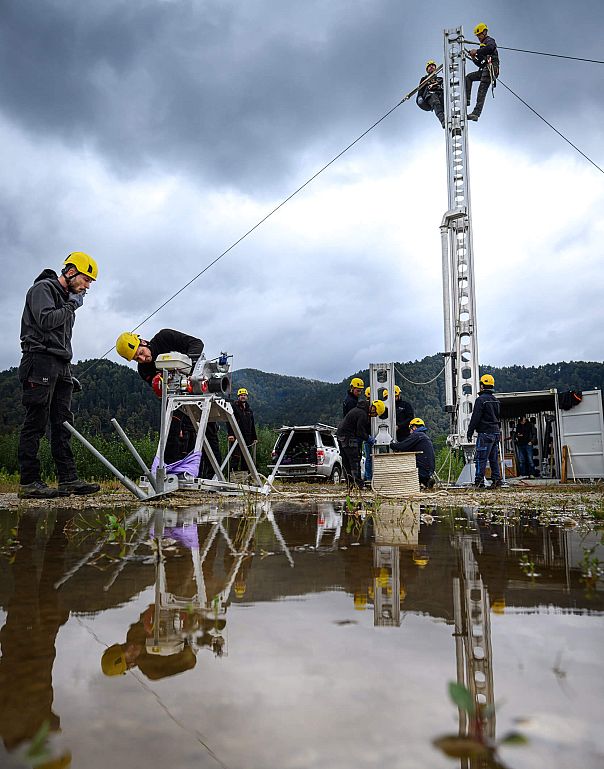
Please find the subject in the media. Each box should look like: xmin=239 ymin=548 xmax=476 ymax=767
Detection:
xmin=1 ymin=356 xmax=602 ymax=442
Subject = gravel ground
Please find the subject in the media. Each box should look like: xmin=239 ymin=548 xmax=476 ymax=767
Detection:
xmin=0 ymin=480 xmax=602 ymax=517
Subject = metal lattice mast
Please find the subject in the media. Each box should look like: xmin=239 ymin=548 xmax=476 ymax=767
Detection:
xmin=441 ymin=27 xmax=480 ymax=451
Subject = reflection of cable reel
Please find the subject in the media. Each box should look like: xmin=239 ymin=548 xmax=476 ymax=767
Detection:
xmin=146 ymin=638 xmax=185 ymax=656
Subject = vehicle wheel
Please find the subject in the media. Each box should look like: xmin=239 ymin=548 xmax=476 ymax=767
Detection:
xmin=330 ymin=465 xmax=342 ymax=485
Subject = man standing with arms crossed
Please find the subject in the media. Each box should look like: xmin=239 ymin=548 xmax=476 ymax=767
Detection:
xmin=17 ymin=252 xmax=101 ymax=498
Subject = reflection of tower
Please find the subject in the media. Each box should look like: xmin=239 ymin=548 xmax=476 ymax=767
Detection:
xmin=373 ymin=546 xmax=401 ymax=626
xmin=452 ymin=516 xmax=495 ymax=745
xmin=372 ymin=503 xmax=420 ymax=627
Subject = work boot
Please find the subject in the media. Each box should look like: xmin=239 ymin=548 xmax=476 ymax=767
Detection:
xmin=18 ymin=481 xmax=61 ymax=499
xmin=467 ymin=112 xmax=479 ymax=121
xmin=490 ymin=480 xmax=503 ymax=489
xmin=58 ymin=479 xmax=101 ymax=496
xmin=474 ymin=479 xmax=486 ymax=489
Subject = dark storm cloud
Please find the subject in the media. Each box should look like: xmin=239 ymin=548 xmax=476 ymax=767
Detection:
xmin=6 ymin=0 xmax=602 ymax=196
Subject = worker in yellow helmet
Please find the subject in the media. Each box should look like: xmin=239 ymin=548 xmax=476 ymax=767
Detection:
xmin=466 ymin=22 xmax=500 ymax=121
xmin=115 ymin=328 xmax=209 ymax=468
xmin=393 ymin=384 xmax=415 ymax=440
xmin=337 ymin=398 xmax=385 ymax=489
xmin=467 ymin=373 xmax=502 ymax=488
xmin=17 ymin=252 xmax=101 ymax=498
xmin=390 ymin=417 xmax=436 ymax=489
xmin=417 ymin=59 xmax=445 ymax=128
xmin=343 ymin=376 xmax=365 ymax=417
xmin=227 ymin=387 xmax=258 ymax=471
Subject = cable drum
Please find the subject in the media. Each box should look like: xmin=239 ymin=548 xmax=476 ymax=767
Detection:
xmin=371 ymin=453 xmax=421 ymax=497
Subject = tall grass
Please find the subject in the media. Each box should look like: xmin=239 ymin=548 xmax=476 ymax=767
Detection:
xmin=0 ymin=426 xmax=279 ymax=481
xmin=0 ymin=431 xmax=157 ymax=482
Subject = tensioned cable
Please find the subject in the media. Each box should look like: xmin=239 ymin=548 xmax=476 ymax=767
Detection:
xmin=86 ymin=92 xmax=420 ymax=372
xmin=497 ymin=77 xmax=604 ymax=175
xmin=395 ymin=364 xmax=445 ymax=386
xmin=497 ymin=46 xmax=604 ymax=65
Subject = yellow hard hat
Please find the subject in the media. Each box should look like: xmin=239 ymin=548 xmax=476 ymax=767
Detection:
xmin=63 ymin=251 xmax=98 ymax=280
xmin=410 ymin=417 xmax=425 ymax=427
xmin=394 ymin=385 xmax=401 ymax=396
xmin=491 ymin=598 xmax=506 ymax=614
xmin=426 ymin=59 xmax=437 ymax=71
xmin=350 ymin=377 xmax=364 ymax=389
xmin=101 ymin=644 xmax=128 ymax=676
xmin=365 ymin=386 xmax=371 ymax=398
xmin=372 ymin=400 xmax=386 ymax=417
xmin=376 ymin=567 xmax=389 ymax=588
xmin=382 ymin=388 xmax=389 ymax=400
xmin=413 ymin=550 xmax=429 ymax=568
xmin=237 ymin=388 xmax=248 ymax=396
xmin=480 ymin=373 xmax=495 ymax=387
xmin=474 ymin=22 xmax=488 ymax=35
xmin=116 ymin=332 xmax=141 ymax=361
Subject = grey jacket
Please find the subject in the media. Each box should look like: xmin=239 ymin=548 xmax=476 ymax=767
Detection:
xmin=20 ymin=269 xmax=78 ymax=361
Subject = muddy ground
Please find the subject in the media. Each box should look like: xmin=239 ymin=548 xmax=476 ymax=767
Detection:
xmin=1 ymin=480 xmax=602 ymax=518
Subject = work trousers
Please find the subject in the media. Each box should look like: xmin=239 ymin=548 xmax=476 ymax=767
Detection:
xmin=201 ymin=423 xmax=222 ymax=479
xmin=17 ymin=353 xmax=77 ymax=485
xmin=230 ymin=440 xmax=255 ymax=472
xmin=362 ymin=441 xmax=373 ymax=481
xmin=474 ymin=432 xmax=501 ymax=483
xmin=426 ymin=91 xmax=445 ymax=127
xmin=517 ymin=443 xmax=534 ymax=476
xmin=340 ymin=437 xmax=363 ymax=489
xmin=465 ymin=66 xmax=497 ymax=116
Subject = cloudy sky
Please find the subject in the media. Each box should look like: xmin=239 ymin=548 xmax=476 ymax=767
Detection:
xmin=1 ymin=0 xmax=603 ymax=381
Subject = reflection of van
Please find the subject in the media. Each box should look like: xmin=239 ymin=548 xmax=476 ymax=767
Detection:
xmin=268 ymin=424 xmax=343 ymax=483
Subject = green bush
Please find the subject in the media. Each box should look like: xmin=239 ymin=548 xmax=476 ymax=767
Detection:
xmin=0 ymin=430 xmax=158 ymax=481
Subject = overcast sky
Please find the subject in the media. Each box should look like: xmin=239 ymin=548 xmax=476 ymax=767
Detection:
xmin=1 ymin=0 xmax=603 ymax=381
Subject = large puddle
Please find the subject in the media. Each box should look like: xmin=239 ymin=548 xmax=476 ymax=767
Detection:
xmin=0 ymin=501 xmax=602 ymax=769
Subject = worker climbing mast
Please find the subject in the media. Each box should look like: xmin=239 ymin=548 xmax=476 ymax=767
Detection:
xmin=440 ymin=26 xmax=480 ymax=483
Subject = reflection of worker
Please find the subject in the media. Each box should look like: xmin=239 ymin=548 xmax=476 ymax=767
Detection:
xmin=466 ymin=22 xmax=499 ymax=122
xmin=0 ymin=512 xmax=73 ymax=756
xmin=390 ymin=417 xmax=436 ymax=489
xmin=418 ymin=60 xmax=445 ymax=128
xmin=18 ymin=252 xmax=101 ymax=499
xmin=227 ymin=388 xmax=258 ymax=471
xmin=343 ymin=377 xmax=364 ymax=417
xmin=337 ymin=400 xmax=385 ymax=489
xmin=467 ymin=373 xmax=502 ymax=489
xmin=116 ymin=328 xmax=204 ymax=465
xmin=101 ymin=605 xmax=196 ymax=681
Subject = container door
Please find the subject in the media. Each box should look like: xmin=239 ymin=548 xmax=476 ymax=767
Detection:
xmin=557 ymin=390 xmax=604 ymax=479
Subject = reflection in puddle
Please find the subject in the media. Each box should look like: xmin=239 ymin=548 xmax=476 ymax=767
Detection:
xmin=0 ymin=502 xmax=602 ymax=769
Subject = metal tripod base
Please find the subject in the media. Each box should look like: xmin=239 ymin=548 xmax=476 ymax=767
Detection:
xmin=65 ymin=392 xmax=279 ymax=500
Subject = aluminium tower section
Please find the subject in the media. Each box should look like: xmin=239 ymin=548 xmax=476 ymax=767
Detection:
xmin=441 ymin=26 xmax=480 ymax=465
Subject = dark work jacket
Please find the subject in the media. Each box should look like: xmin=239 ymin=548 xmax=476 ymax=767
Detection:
xmin=342 ymin=391 xmax=359 ymax=418
xmin=472 ymin=36 xmax=499 ymax=68
xmin=228 ymin=400 xmax=257 ymax=444
xmin=337 ymin=401 xmax=371 ymax=443
xmin=20 ymin=270 xmax=78 ymax=361
xmin=418 ymin=73 xmax=443 ymax=100
xmin=391 ymin=427 xmax=435 ymax=477
xmin=467 ymin=391 xmax=501 ymax=438
xmin=395 ymin=398 xmax=414 ymax=432
xmin=515 ymin=421 xmax=534 ymax=446
xmin=137 ymin=329 xmax=204 ymax=386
